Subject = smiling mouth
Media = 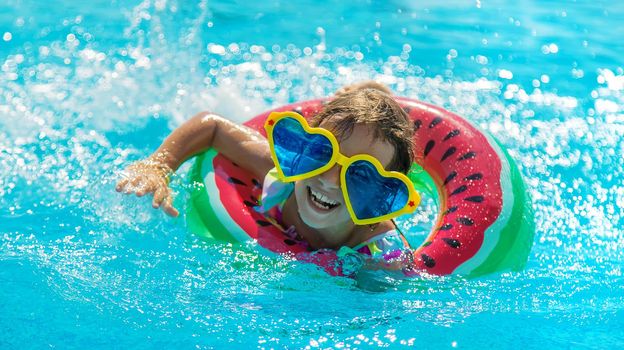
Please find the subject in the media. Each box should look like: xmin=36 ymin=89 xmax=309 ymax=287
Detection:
xmin=307 ymin=186 xmax=340 ymax=211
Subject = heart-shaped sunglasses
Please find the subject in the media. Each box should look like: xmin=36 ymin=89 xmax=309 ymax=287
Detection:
xmin=264 ymin=111 xmax=420 ymax=225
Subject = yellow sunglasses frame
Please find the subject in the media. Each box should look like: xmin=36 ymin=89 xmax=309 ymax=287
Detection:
xmin=264 ymin=111 xmax=420 ymax=225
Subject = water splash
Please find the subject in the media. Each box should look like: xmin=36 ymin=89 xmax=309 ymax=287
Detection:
xmin=1 ymin=0 xmax=623 ymax=348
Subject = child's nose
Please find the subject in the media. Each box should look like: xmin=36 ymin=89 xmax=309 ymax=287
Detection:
xmin=318 ymin=164 xmax=341 ymax=189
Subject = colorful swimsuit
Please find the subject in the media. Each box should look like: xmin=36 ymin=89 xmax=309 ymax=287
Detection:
xmin=254 ymin=168 xmax=412 ymax=265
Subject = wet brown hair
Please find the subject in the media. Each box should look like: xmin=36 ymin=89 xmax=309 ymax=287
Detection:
xmin=310 ymin=88 xmax=414 ymax=173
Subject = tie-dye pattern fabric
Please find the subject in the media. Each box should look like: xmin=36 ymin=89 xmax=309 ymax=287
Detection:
xmin=352 ymin=230 xmax=411 ymax=262
xmin=253 ymin=167 xmax=294 ymax=215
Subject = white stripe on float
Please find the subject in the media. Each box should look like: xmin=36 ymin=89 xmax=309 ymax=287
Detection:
xmin=201 ymin=151 xmax=251 ymax=243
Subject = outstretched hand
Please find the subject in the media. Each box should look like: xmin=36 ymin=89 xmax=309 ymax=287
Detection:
xmin=115 ymin=159 xmax=179 ymax=217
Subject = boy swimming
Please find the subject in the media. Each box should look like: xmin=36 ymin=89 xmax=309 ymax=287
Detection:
xmin=116 ymin=81 xmax=418 ymax=271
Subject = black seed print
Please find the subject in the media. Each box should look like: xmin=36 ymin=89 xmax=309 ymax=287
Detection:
xmin=429 ymin=117 xmax=443 ymax=128
xmin=424 ymin=140 xmax=435 ymax=157
xmin=450 ymin=185 xmax=468 ymax=196
xmin=243 ymin=201 xmax=256 ymax=207
xmin=464 ymin=173 xmax=483 ymax=181
xmin=232 ymin=162 xmax=240 ymax=167
xmin=284 ymin=239 xmax=297 ymax=246
xmin=246 ymin=196 xmax=259 ymax=207
xmin=441 ymin=147 xmax=457 ymax=162
xmin=458 ymin=151 xmax=476 ymax=161
xmin=228 ymin=177 xmax=246 ymax=185
xmin=422 ymin=241 xmax=433 ymax=247
xmin=443 ymin=206 xmax=458 ymax=215
xmin=252 ymin=178 xmax=262 ymax=188
xmin=465 ymin=196 xmax=484 ymax=203
xmin=443 ymin=171 xmax=457 ymax=186
xmin=413 ymin=119 xmax=422 ymax=131
xmin=421 ymin=254 xmax=436 ymax=268
xmin=442 ymin=238 xmax=461 ymax=248
xmin=256 ymin=220 xmax=272 ymax=227
xmin=456 ymin=217 xmax=474 ymax=226
xmin=438 ymin=223 xmax=453 ymax=231
xmin=290 ymin=108 xmax=302 ymax=113
xmin=443 ymin=129 xmax=460 ymax=141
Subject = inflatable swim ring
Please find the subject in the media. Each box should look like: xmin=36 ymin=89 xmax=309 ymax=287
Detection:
xmin=186 ymin=98 xmax=535 ymax=277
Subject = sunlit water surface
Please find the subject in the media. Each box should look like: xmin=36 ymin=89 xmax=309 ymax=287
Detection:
xmin=1 ymin=0 xmax=623 ymax=348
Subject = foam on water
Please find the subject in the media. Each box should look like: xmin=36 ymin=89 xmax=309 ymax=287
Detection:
xmin=1 ymin=0 xmax=623 ymax=348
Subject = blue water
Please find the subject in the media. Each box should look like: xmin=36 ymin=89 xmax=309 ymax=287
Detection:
xmin=1 ymin=0 xmax=623 ymax=348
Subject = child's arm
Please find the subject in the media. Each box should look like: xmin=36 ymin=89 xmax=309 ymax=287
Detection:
xmin=115 ymin=111 xmax=274 ymax=217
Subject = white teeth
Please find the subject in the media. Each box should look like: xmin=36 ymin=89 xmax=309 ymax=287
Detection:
xmin=311 ymin=198 xmax=330 ymax=210
xmin=308 ymin=187 xmax=339 ymax=210
xmin=310 ymin=189 xmax=338 ymax=206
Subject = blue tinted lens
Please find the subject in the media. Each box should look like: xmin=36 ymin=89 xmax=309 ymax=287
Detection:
xmin=272 ymin=117 xmax=334 ymax=177
xmin=345 ymin=160 xmax=410 ymax=220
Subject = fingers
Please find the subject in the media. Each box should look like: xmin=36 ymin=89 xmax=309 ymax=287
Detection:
xmin=135 ymin=181 xmax=156 ymax=197
xmin=116 ymin=177 xmax=140 ymax=194
xmin=152 ymin=186 xmax=167 ymax=208
xmin=162 ymin=196 xmax=179 ymax=217
xmin=116 ymin=172 xmax=156 ymax=196
xmin=115 ymin=178 xmax=129 ymax=192
xmin=116 ymin=161 xmax=178 ymax=217
xmin=118 ymin=175 xmax=143 ymax=194
xmin=152 ymin=186 xmax=179 ymax=217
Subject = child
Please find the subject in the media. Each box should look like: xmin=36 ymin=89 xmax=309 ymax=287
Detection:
xmin=116 ymin=82 xmax=417 ymax=272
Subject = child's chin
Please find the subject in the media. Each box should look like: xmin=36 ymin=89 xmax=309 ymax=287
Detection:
xmin=294 ymin=183 xmax=349 ymax=229
xmin=298 ymin=205 xmax=347 ymax=229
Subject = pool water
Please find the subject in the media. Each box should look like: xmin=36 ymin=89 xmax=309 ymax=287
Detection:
xmin=1 ymin=0 xmax=623 ymax=348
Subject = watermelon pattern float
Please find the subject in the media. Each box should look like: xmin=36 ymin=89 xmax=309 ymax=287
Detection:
xmin=186 ymin=98 xmax=535 ymax=278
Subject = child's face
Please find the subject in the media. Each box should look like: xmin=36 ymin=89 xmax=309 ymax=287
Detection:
xmin=293 ymin=123 xmax=395 ymax=230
